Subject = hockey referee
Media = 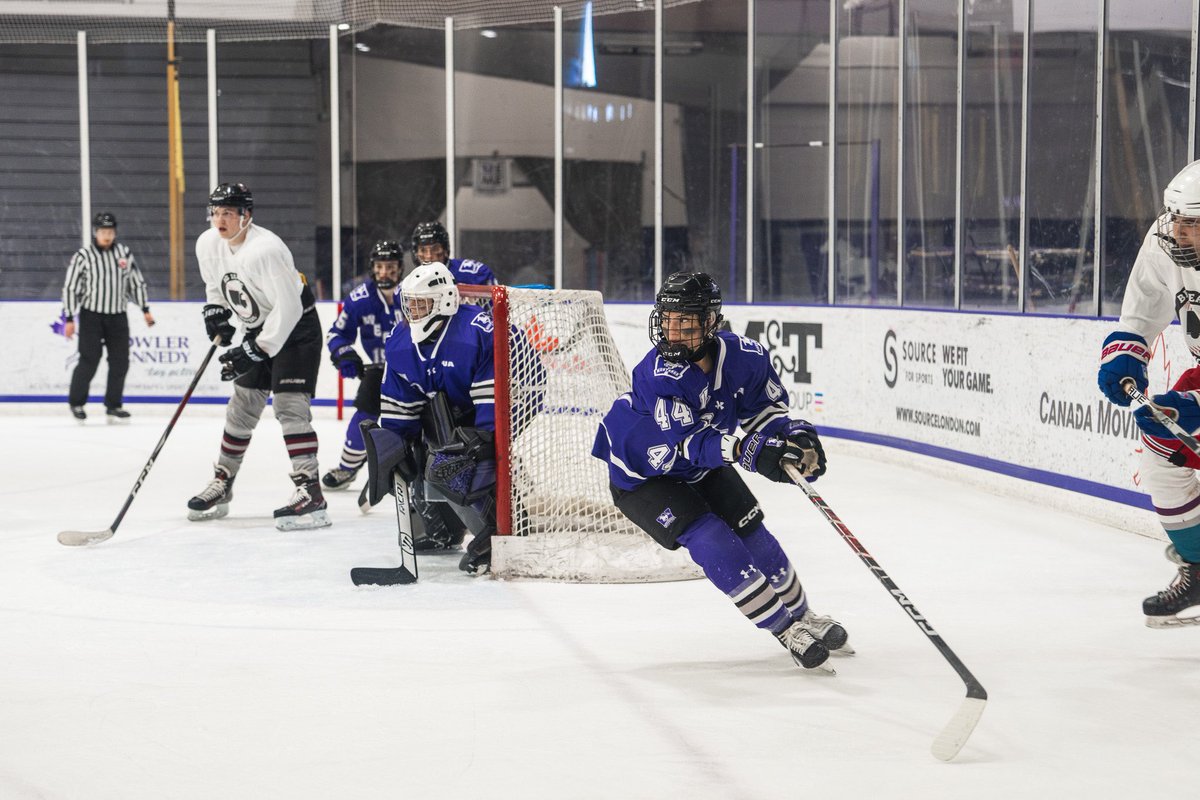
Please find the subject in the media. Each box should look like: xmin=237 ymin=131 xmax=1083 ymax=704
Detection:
xmin=61 ymin=212 xmax=155 ymax=422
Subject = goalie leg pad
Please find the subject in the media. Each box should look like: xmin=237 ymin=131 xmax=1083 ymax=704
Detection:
xmin=361 ymin=421 xmax=419 ymax=508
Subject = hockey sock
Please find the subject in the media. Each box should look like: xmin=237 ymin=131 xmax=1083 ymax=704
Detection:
xmin=276 ymin=392 xmax=319 ymax=476
xmin=1167 ymin=523 xmax=1200 ymax=564
xmin=338 ymin=410 xmax=374 ymax=470
xmin=218 ymin=430 xmax=251 ymax=475
xmin=740 ymin=523 xmax=808 ymax=618
xmin=678 ymin=513 xmax=792 ymax=635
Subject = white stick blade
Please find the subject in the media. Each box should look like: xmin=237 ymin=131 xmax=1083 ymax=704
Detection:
xmin=931 ymin=696 xmax=987 ymax=761
xmin=57 ymin=528 xmax=115 ymax=547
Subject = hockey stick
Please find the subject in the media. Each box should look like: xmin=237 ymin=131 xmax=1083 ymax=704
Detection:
xmin=785 ymin=463 xmax=987 ymax=762
xmin=350 ymin=470 xmax=418 ymax=585
xmin=58 ymin=336 xmax=222 ymax=546
xmin=1122 ymin=378 xmax=1200 ymax=459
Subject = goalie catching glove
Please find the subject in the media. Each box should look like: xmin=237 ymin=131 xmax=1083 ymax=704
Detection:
xmin=219 ymin=338 xmax=268 ymax=381
xmin=731 ymin=419 xmax=826 ymax=483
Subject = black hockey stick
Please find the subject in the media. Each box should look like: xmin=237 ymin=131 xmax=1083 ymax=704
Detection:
xmin=1122 ymin=378 xmax=1200 ymax=459
xmin=58 ymin=336 xmax=222 ymax=546
xmin=350 ymin=470 xmax=418 ymax=585
xmin=785 ymin=463 xmax=987 ymax=761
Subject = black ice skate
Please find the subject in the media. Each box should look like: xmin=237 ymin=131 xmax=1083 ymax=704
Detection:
xmin=1144 ymin=558 xmax=1200 ymax=628
xmin=458 ymin=529 xmax=493 ymax=575
xmin=797 ymin=608 xmax=854 ymax=655
xmin=69 ymin=405 xmax=86 ymax=422
xmin=414 ymin=497 xmax=466 ymax=552
xmin=775 ymin=620 xmax=831 ymax=671
xmin=106 ymin=407 xmax=131 ymax=424
xmin=274 ymin=471 xmax=332 ymax=531
xmin=187 ymin=464 xmax=235 ymax=521
xmin=321 ymin=466 xmax=359 ymax=490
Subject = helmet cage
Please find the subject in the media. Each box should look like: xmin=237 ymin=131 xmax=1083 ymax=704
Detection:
xmin=1157 ymin=210 xmax=1200 ymax=272
xmin=400 ymin=262 xmax=459 ymax=344
xmin=649 ymin=306 xmax=721 ymax=363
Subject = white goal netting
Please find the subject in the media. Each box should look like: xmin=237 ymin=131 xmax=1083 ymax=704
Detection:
xmin=460 ymin=284 xmax=701 ymax=583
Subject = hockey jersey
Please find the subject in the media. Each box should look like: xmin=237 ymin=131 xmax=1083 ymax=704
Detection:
xmin=592 ymin=330 xmax=792 ymax=491
xmin=1117 ymin=216 xmax=1200 ymax=362
xmin=448 ymin=258 xmax=497 ymax=287
xmin=196 ymin=225 xmax=312 ymax=357
xmin=379 ymin=305 xmax=497 ymax=439
xmin=326 ymin=281 xmax=403 ymax=365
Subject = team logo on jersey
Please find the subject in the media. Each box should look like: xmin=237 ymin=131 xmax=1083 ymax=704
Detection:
xmin=656 ymin=508 xmax=676 ymax=528
xmin=471 ymin=313 xmax=495 ymax=334
xmin=457 ymin=259 xmax=485 ymax=275
xmin=653 ymin=359 xmax=688 ymax=380
xmin=350 ymin=284 xmax=370 ymax=301
xmin=220 ymin=273 xmax=262 ymax=324
xmin=736 ymin=335 xmax=764 ymax=355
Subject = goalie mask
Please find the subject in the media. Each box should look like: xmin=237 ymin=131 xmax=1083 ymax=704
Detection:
xmin=369 ymin=240 xmax=403 ymax=290
xmin=1158 ymin=160 xmax=1200 ymax=271
xmin=400 ymin=262 xmax=459 ymax=344
xmin=649 ymin=271 xmax=724 ymax=363
xmin=410 ymin=220 xmax=451 ymax=268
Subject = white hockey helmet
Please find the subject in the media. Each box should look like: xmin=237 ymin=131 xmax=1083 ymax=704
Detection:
xmin=400 ymin=262 xmax=459 ymax=344
xmin=1158 ymin=160 xmax=1200 ymax=270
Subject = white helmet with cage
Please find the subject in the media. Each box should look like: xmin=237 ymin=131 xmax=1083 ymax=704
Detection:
xmin=1158 ymin=159 xmax=1200 ymax=271
xmin=400 ymin=262 xmax=459 ymax=344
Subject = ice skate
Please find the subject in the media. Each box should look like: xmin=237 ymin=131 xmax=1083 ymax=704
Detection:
xmin=187 ymin=464 xmax=235 ymax=521
xmin=1144 ymin=556 xmax=1200 ymax=629
xmin=105 ymin=407 xmax=131 ymax=424
xmin=776 ymin=620 xmax=832 ymax=671
xmin=69 ymin=405 xmax=86 ymax=423
xmin=414 ymin=499 xmax=466 ymax=552
xmin=321 ymin=466 xmax=359 ymax=490
xmin=797 ymin=608 xmax=854 ymax=655
xmin=458 ymin=530 xmax=492 ymax=575
xmin=274 ymin=471 xmax=332 ymax=531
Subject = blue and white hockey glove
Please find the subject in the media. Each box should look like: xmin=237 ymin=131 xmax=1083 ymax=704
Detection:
xmin=1098 ymin=331 xmax=1150 ymax=407
xmin=218 ymin=338 xmax=267 ymax=382
xmin=1133 ymin=391 xmax=1200 ymax=439
xmin=330 ymin=345 xmax=364 ymax=379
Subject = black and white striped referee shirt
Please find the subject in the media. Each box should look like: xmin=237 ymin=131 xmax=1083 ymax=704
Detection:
xmin=61 ymin=242 xmax=149 ymax=316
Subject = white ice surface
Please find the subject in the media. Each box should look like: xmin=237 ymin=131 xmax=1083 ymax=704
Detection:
xmin=1 ymin=404 xmax=1195 ymax=799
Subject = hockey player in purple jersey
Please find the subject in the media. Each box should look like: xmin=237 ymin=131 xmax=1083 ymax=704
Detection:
xmin=322 ymin=240 xmax=405 ymax=490
xmin=592 ymin=271 xmax=849 ymax=671
xmin=372 ymin=262 xmax=499 ymax=573
xmin=410 ymin=220 xmax=497 ymax=289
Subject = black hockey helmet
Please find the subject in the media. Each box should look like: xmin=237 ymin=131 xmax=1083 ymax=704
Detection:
xmin=410 ymin=220 xmax=450 ymax=267
xmin=370 ymin=240 xmax=404 ymax=290
xmin=92 ymin=212 xmax=117 ymax=229
xmin=649 ymin=271 xmax=724 ymax=363
xmin=208 ymin=182 xmax=253 ymax=214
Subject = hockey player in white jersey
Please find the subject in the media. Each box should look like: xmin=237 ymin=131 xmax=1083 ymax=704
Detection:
xmin=186 ymin=183 xmax=330 ymax=531
xmin=1099 ymin=159 xmax=1200 ymax=627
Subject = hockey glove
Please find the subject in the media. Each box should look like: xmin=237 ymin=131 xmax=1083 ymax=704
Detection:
xmin=778 ymin=419 xmax=827 ymax=480
xmin=1098 ymin=331 xmax=1150 ymax=407
xmin=218 ymin=338 xmax=268 ymax=382
xmin=202 ymin=304 xmax=236 ymax=346
xmin=330 ymin=345 xmax=364 ymax=379
xmin=1133 ymin=391 xmax=1200 ymax=439
xmin=738 ymin=430 xmax=814 ymax=484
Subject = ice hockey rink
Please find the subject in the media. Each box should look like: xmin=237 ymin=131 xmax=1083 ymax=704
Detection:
xmin=1 ymin=403 xmax=1192 ymax=799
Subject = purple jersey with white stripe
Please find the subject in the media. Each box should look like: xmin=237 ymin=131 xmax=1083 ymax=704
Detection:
xmin=326 ymin=280 xmax=403 ymax=365
xmin=379 ymin=304 xmax=496 ymax=440
xmin=592 ymin=330 xmax=792 ymax=491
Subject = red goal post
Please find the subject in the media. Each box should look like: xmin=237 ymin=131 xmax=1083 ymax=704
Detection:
xmin=456 ymin=283 xmax=700 ymax=583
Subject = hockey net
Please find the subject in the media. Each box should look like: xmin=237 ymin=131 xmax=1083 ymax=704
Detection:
xmin=458 ymin=284 xmax=701 ymax=583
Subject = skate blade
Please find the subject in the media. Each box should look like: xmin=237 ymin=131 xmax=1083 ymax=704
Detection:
xmin=830 ymin=643 xmax=856 ymax=656
xmin=1146 ymin=613 xmax=1200 ymax=629
xmin=105 ymin=417 xmax=130 ymax=425
xmin=275 ymin=509 xmax=332 ymax=531
xmin=808 ymin=661 xmax=837 ymax=675
xmin=187 ymin=504 xmax=229 ymax=522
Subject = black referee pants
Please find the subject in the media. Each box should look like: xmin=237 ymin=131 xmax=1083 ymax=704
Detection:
xmin=69 ymin=308 xmax=130 ymax=409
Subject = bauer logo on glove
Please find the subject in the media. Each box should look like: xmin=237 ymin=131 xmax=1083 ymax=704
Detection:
xmin=218 ymin=338 xmax=267 ymax=381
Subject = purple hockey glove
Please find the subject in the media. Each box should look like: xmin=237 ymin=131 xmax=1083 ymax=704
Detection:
xmin=330 ymin=345 xmax=364 ymax=379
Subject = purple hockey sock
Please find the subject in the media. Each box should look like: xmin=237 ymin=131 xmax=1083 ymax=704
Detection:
xmin=678 ymin=513 xmax=792 ymax=634
xmin=740 ymin=523 xmax=807 ymax=617
xmin=339 ymin=410 xmax=375 ymax=469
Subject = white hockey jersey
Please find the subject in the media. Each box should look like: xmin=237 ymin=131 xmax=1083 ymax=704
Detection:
xmin=1118 ymin=216 xmax=1200 ymax=363
xmin=196 ymin=224 xmax=307 ymax=357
